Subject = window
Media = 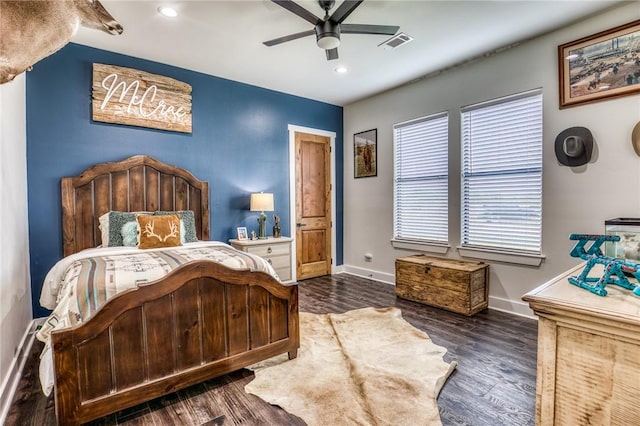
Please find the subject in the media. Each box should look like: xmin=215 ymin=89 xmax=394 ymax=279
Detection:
xmin=393 ymin=112 xmax=448 ymax=244
xmin=461 ymin=89 xmax=543 ymax=255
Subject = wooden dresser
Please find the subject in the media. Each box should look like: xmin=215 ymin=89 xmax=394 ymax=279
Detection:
xmin=522 ymin=263 xmax=640 ymax=426
xmin=229 ymin=237 xmax=293 ymax=282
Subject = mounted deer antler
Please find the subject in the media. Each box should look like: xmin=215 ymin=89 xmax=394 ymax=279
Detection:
xmin=0 ymin=0 xmax=123 ymax=84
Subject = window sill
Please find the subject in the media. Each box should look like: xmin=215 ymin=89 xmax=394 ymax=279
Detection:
xmin=391 ymin=239 xmax=450 ymax=255
xmin=457 ymin=246 xmax=545 ymax=266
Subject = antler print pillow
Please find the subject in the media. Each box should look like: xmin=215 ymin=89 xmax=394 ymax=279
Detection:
xmin=136 ymin=214 xmax=182 ymax=249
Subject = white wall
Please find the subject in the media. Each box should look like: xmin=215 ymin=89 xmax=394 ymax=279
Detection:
xmin=0 ymin=73 xmax=32 ymax=419
xmin=343 ymin=3 xmax=640 ymax=316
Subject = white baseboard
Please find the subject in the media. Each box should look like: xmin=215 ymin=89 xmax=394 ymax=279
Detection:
xmin=333 ymin=264 xmax=346 ymax=274
xmin=340 ymin=264 xmax=536 ymax=319
xmin=488 ymin=296 xmax=536 ymax=319
xmin=340 ymin=265 xmax=395 ymax=285
xmin=0 ymin=318 xmax=43 ymax=425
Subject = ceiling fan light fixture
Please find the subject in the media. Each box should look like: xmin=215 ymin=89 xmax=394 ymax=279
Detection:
xmin=317 ymin=35 xmax=340 ymax=50
xmin=316 ymin=20 xmax=340 ymax=50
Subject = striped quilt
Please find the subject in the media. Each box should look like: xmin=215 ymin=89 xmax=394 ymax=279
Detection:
xmin=37 ymin=241 xmax=278 ymax=346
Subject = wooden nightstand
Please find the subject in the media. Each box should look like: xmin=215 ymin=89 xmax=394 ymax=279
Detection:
xmin=229 ymin=237 xmax=293 ymax=282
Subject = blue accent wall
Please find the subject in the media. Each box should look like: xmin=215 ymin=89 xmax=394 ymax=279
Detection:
xmin=27 ymin=43 xmax=343 ymax=318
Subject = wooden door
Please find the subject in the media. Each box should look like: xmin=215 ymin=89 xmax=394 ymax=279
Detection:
xmin=295 ymin=132 xmax=332 ymax=280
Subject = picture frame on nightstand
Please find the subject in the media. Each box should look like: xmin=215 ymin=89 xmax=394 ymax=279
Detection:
xmin=236 ymin=227 xmax=248 ymax=240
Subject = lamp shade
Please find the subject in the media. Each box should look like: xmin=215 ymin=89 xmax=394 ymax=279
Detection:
xmin=250 ymin=192 xmax=274 ymax=212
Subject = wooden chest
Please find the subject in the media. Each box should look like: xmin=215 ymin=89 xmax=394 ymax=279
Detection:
xmin=395 ymin=255 xmax=489 ymax=316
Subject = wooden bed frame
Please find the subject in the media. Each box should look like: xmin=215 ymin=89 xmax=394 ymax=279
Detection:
xmin=51 ymin=155 xmax=299 ymax=425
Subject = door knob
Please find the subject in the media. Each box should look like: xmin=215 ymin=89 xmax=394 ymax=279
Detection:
xmin=296 ymin=223 xmax=306 ymax=227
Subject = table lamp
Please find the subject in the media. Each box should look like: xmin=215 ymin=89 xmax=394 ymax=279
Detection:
xmin=250 ymin=192 xmax=274 ymax=239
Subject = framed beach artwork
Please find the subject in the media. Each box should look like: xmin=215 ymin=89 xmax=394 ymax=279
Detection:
xmin=354 ymin=129 xmax=377 ymax=178
xmin=559 ymin=19 xmax=640 ymax=108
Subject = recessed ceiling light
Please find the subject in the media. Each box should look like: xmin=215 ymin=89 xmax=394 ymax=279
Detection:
xmin=158 ymin=6 xmax=178 ymax=18
xmin=335 ymin=66 xmax=348 ymax=74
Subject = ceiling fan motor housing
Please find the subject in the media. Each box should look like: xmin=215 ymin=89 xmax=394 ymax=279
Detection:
xmin=316 ymin=20 xmax=340 ymax=49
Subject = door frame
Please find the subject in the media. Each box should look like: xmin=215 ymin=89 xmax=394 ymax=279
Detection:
xmin=288 ymin=124 xmax=337 ymax=282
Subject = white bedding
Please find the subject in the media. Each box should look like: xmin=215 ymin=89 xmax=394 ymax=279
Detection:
xmin=37 ymin=241 xmax=279 ymax=395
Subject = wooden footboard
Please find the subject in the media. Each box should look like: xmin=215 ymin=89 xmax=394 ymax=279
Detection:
xmin=50 ymin=260 xmax=299 ymax=426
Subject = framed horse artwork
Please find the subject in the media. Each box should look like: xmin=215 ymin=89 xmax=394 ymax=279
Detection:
xmin=354 ymin=128 xmax=377 ymax=178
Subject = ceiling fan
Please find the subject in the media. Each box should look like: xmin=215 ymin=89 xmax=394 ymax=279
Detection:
xmin=263 ymin=0 xmax=400 ymax=61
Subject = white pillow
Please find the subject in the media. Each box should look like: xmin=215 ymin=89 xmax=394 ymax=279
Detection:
xmin=98 ymin=212 xmax=111 ymax=247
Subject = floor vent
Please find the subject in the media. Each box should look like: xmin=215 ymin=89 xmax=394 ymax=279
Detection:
xmin=378 ymin=32 xmax=414 ymax=50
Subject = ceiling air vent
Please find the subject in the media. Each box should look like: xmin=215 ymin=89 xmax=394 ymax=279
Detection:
xmin=378 ymin=32 xmax=414 ymax=50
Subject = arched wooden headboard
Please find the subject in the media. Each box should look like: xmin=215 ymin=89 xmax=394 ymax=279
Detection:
xmin=61 ymin=155 xmax=210 ymax=257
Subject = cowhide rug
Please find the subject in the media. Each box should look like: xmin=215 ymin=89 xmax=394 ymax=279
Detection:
xmin=245 ymin=307 xmax=457 ymax=426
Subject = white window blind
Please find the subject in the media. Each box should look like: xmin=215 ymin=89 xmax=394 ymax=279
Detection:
xmin=394 ymin=112 xmax=448 ymax=243
xmin=461 ymin=89 xmax=543 ymax=254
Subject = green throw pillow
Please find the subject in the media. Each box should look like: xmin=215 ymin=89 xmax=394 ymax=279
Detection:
xmin=107 ymin=211 xmax=137 ymax=247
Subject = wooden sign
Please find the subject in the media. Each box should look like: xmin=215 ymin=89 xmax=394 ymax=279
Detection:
xmin=92 ymin=63 xmax=192 ymax=133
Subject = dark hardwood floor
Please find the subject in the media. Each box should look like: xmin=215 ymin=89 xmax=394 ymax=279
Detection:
xmin=5 ymin=274 xmax=538 ymax=425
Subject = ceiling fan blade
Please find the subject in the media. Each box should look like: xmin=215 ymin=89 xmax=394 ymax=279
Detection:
xmin=272 ymin=0 xmax=321 ymax=25
xmin=341 ymin=23 xmax=399 ymax=35
xmin=329 ymin=0 xmax=364 ymax=24
xmin=263 ymin=29 xmax=316 ymax=46
xmin=326 ymin=48 xmax=339 ymax=61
